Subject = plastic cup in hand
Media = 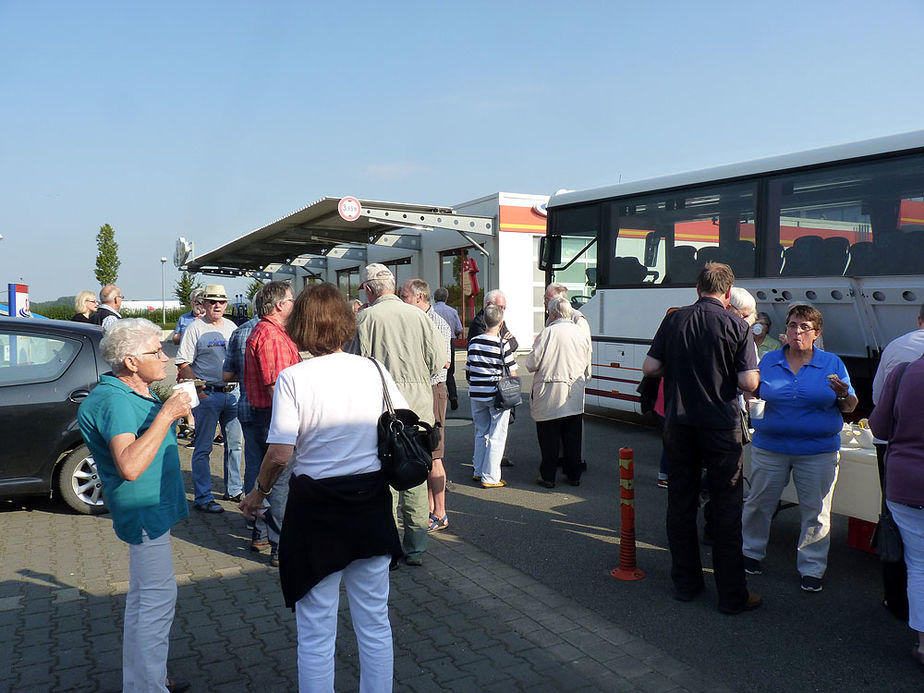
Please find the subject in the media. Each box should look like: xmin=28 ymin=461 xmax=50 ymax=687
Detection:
xmin=748 ymin=398 xmax=765 ymax=420
xmin=172 ymin=381 xmax=199 ymax=409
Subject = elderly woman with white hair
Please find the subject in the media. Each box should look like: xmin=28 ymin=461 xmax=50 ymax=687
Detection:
xmin=78 ymin=318 xmax=193 ymax=692
xmin=526 ymin=296 xmax=592 ymax=488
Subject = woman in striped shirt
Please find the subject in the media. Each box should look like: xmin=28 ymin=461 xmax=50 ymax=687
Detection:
xmin=466 ymin=303 xmax=517 ymax=488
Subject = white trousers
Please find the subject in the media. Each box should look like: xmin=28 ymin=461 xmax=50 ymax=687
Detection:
xmin=888 ymin=500 xmax=924 ymax=632
xmin=123 ymin=530 xmax=177 ymax=692
xmin=742 ymin=446 xmax=839 ymax=578
xmin=295 ymin=555 xmax=393 ymax=693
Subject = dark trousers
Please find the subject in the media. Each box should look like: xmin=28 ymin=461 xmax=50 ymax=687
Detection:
xmin=664 ymin=423 xmax=748 ymax=610
xmin=446 ymin=346 xmax=458 ymax=404
xmin=536 ymin=414 xmax=583 ymax=483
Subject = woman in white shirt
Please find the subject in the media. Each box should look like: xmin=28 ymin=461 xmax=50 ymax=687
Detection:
xmin=240 ymin=282 xmax=406 ymax=693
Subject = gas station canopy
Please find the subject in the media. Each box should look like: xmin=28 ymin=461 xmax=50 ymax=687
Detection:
xmin=180 ymin=196 xmax=494 ymax=277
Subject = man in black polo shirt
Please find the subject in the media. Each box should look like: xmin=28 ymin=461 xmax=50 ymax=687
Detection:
xmin=643 ymin=262 xmax=760 ymax=614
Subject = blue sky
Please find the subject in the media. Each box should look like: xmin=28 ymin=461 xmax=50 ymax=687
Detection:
xmin=2 ymin=1 xmax=923 ymax=301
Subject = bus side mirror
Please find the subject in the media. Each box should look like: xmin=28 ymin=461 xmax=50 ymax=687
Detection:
xmin=539 ymin=236 xmax=562 ymax=270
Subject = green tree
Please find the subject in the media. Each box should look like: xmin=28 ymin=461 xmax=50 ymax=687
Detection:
xmin=246 ymin=278 xmax=265 ymax=301
xmin=174 ymin=271 xmax=203 ymax=307
xmin=94 ymin=223 xmax=120 ymax=286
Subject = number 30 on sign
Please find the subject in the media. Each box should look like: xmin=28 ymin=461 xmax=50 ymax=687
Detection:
xmin=338 ymin=196 xmax=362 ymax=222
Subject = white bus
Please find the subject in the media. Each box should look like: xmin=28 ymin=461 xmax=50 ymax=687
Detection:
xmin=541 ymin=130 xmax=924 ymax=416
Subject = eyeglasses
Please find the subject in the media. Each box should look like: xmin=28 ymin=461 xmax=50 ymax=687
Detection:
xmin=786 ymin=322 xmax=816 ymax=333
xmin=204 ymin=299 xmax=227 ymax=306
xmin=136 ymin=348 xmax=166 ymax=358
xmin=86 ymin=299 xmax=99 ymax=305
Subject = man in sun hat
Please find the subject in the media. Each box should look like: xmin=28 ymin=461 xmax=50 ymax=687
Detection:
xmin=176 ymin=283 xmax=243 ymax=513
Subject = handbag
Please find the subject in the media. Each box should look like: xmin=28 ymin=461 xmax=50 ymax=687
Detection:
xmin=493 ymin=337 xmax=522 ymax=410
xmin=369 ymin=358 xmax=435 ymax=492
xmin=871 ymin=361 xmax=910 ymax=563
xmin=739 ymin=397 xmax=752 ymax=445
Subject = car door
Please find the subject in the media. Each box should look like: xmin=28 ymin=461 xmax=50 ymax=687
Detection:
xmin=0 ymin=326 xmax=99 ymax=492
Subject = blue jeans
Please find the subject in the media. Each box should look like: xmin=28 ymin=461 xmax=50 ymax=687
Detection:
xmin=246 ymin=407 xmax=290 ymax=546
xmin=241 ymin=417 xmax=268 ymax=541
xmin=470 ymin=397 xmax=510 ymax=485
xmin=191 ymin=389 xmax=243 ymax=505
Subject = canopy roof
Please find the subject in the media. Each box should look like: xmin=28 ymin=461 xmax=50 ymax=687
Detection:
xmin=182 ymin=196 xmax=493 ymax=276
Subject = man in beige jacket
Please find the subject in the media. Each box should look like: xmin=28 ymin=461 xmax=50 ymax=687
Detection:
xmin=526 ymin=297 xmax=592 ymax=488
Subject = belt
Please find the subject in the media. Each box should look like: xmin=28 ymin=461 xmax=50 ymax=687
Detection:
xmin=203 ymin=384 xmax=237 ymax=393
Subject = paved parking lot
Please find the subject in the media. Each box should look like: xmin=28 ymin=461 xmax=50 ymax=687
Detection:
xmin=0 ymin=438 xmax=732 ymax=693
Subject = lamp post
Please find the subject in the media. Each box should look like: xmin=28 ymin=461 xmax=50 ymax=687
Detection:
xmin=160 ymin=257 xmax=167 ymax=325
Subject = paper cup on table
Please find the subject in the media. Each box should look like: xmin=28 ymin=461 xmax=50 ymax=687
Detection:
xmin=747 ymin=398 xmax=765 ymax=420
xmin=172 ymin=381 xmax=199 ymax=408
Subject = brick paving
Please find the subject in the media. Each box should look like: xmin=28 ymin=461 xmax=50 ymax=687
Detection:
xmin=0 ymin=432 xmax=732 ymax=693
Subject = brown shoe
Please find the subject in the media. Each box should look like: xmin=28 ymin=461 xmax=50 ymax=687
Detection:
xmin=718 ymin=592 xmax=762 ymax=615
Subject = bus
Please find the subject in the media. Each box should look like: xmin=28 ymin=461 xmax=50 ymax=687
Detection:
xmin=540 ymin=130 xmax=924 ymax=416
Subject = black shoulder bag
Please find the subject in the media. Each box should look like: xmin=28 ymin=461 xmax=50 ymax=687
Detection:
xmin=493 ymin=338 xmax=522 ymax=410
xmin=369 ymin=358 xmax=434 ymax=492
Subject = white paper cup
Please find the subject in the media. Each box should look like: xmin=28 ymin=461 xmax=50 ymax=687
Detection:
xmin=748 ymin=398 xmax=765 ymax=420
xmin=172 ymin=381 xmax=199 ymax=408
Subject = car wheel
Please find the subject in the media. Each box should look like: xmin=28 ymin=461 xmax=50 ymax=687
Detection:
xmin=57 ymin=445 xmax=108 ymax=515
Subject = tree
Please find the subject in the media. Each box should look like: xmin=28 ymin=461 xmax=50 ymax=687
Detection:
xmin=174 ymin=272 xmax=203 ymax=307
xmin=94 ymin=223 xmax=120 ymax=286
xmin=246 ymin=278 xmax=265 ymax=301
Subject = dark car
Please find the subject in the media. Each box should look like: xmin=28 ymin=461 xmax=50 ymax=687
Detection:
xmin=0 ymin=317 xmax=109 ymax=514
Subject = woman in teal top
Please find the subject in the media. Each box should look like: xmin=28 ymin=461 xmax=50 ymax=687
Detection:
xmin=742 ymin=305 xmax=858 ymax=593
xmin=78 ymin=318 xmax=193 ymax=692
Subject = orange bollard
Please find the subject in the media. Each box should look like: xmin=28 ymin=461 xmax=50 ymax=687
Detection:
xmin=611 ymin=447 xmax=645 ymax=581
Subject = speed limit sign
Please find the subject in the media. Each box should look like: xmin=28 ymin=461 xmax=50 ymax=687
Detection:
xmin=338 ymin=196 xmax=362 ymax=222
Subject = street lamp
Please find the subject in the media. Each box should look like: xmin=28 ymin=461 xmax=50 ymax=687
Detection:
xmin=160 ymin=257 xmax=167 ymax=325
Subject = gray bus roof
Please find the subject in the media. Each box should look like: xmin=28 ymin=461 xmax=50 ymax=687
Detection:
xmin=549 ymin=130 xmax=924 ymax=209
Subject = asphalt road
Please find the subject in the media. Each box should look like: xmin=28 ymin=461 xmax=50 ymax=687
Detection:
xmin=440 ymin=390 xmax=921 ymax=693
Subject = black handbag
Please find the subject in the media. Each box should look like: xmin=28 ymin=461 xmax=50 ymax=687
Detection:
xmin=871 ymin=362 xmax=909 ymax=563
xmin=369 ymin=358 xmax=434 ymax=492
xmin=493 ymin=338 xmax=522 ymax=410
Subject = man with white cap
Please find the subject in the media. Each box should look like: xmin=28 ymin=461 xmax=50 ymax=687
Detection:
xmin=176 ymin=284 xmax=243 ymax=513
xmin=348 ymin=263 xmax=446 ymax=566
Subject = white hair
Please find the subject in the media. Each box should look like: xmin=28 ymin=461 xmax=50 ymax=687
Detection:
xmin=545 ymin=283 xmax=568 ymax=299
xmin=100 ymin=318 xmax=163 ymax=370
xmin=548 ymin=296 xmax=573 ymax=320
xmin=484 ymin=289 xmax=505 ymax=307
xmin=729 ymin=287 xmax=757 ymax=326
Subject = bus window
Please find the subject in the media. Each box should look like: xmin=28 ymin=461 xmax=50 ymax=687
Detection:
xmin=548 ymin=203 xmax=598 ymax=297
xmin=605 ymin=181 xmax=756 ymax=286
xmin=769 ymin=153 xmax=924 ymax=277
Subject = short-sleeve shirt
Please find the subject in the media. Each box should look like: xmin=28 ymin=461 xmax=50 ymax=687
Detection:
xmin=466 ymin=333 xmax=517 ymax=400
xmin=426 ymin=307 xmax=452 ymax=385
xmin=222 ymin=316 xmax=260 ymax=422
xmin=176 ymin=317 xmax=237 ymax=385
xmin=267 ymin=353 xmax=409 ymax=480
xmin=172 ymin=310 xmax=199 ymax=341
xmin=244 ymin=317 xmax=301 ymax=409
xmin=77 ymin=375 xmax=189 ymax=544
xmin=648 ymin=296 xmax=758 ymax=429
xmin=752 ymin=346 xmax=855 ymax=455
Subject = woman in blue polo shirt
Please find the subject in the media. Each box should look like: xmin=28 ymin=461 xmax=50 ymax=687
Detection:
xmin=742 ymin=304 xmax=858 ymax=593
xmin=78 ymin=319 xmax=193 ymax=692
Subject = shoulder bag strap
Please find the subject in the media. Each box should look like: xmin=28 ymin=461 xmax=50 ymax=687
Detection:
xmin=499 ymin=337 xmax=511 ymax=377
xmin=367 ymin=357 xmax=395 ymax=416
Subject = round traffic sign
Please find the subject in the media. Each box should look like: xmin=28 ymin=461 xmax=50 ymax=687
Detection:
xmin=338 ymin=196 xmax=362 ymax=222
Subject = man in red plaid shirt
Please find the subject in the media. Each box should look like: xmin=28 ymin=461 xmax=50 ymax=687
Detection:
xmin=244 ymin=281 xmax=301 ymax=566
